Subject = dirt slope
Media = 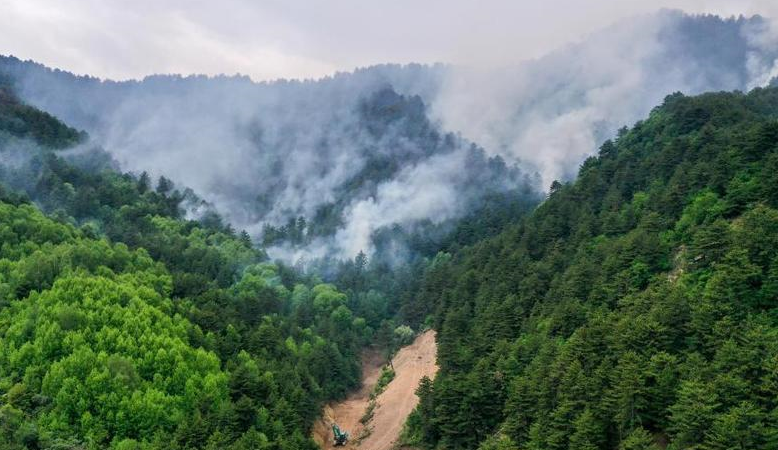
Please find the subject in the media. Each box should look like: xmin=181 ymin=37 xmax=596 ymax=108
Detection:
xmin=312 ymin=330 xmax=438 ymax=450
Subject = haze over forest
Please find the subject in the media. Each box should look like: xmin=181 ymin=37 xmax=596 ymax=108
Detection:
xmin=2 ymin=3 xmax=778 ymax=450
xmin=3 ymin=10 xmax=778 ymax=262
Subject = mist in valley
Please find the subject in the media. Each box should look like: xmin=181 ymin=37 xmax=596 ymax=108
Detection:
xmin=2 ymin=10 xmax=778 ymax=262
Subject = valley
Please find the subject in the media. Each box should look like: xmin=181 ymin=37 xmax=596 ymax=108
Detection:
xmin=312 ymin=330 xmax=437 ymax=450
xmin=1 ymin=6 xmax=778 ymax=450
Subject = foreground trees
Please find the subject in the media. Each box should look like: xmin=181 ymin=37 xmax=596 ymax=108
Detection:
xmin=0 ymin=201 xmax=371 ymax=449
xmin=0 ymin=92 xmax=375 ymax=449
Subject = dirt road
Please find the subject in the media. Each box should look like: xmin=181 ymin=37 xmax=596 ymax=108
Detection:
xmin=312 ymin=330 xmax=438 ymax=450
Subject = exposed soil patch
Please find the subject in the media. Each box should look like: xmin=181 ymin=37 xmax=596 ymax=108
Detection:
xmin=312 ymin=330 xmax=438 ymax=450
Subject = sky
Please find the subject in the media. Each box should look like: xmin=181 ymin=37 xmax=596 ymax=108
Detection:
xmin=1 ymin=0 xmax=777 ymax=81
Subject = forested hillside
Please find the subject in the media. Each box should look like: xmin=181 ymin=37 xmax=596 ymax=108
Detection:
xmin=4 ymin=12 xmax=778 ymax=450
xmin=405 ymin=87 xmax=778 ymax=449
xmin=0 ymin=84 xmax=390 ymax=450
xmin=0 ymin=57 xmax=536 ymax=261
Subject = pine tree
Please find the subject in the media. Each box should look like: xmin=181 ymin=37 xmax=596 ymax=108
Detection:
xmin=156 ymin=176 xmax=172 ymax=194
xmin=568 ymin=408 xmax=604 ymax=450
xmin=619 ymin=427 xmax=659 ymax=450
xmin=414 ymin=376 xmax=437 ymax=446
xmin=704 ymin=402 xmax=770 ymax=450
xmin=607 ymin=351 xmax=648 ymax=439
xmin=668 ymin=380 xmax=719 ymax=448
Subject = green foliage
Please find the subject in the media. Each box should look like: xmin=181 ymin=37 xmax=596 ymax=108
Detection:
xmin=0 ymin=196 xmax=370 ymax=449
xmin=0 ymin=96 xmax=373 ymax=449
xmin=0 ymin=86 xmax=84 ymax=148
xmin=620 ymin=427 xmax=660 ymax=450
xmin=568 ymin=409 xmax=604 ymax=450
xmin=406 ymin=87 xmax=778 ymax=449
xmin=361 ymin=363 xmax=397 ymax=426
xmin=11 ymin=49 xmax=778 ymax=450
xmin=375 ymin=366 xmax=396 ymax=397
xmin=393 ymin=325 xmax=415 ymax=348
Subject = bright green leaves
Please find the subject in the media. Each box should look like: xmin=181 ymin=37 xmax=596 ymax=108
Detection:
xmin=0 ymin=273 xmax=229 ymax=445
xmin=674 ymin=191 xmax=727 ymax=243
xmin=312 ymin=283 xmax=347 ymax=313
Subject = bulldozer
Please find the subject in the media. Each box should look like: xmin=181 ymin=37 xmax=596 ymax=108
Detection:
xmin=332 ymin=423 xmax=349 ymax=446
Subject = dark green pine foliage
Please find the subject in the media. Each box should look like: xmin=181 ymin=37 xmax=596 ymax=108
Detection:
xmin=0 ymin=82 xmax=85 ymax=148
xmin=407 ymin=87 xmax=778 ymax=450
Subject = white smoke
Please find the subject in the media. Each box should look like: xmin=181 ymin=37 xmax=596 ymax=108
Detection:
xmin=432 ymin=10 xmax=778 ymax=189
xmin=335 ymin=148 xmax=473 ymax=257
xmin=4 ymin=10 xmax=778 ymax=261
xmin=743 ymin=14 xmax=778 ymax=88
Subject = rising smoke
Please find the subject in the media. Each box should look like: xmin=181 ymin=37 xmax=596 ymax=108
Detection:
xmin=432 ymin=10 xmax=778 ymax=189
xmin=1 ymin=10 xmax=777 ymax=261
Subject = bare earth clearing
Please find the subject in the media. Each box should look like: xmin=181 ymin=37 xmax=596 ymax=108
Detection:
xmin=312 ymin=330 xmax=438 ymax=450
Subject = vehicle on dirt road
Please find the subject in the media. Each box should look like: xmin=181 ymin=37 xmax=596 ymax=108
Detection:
xmin=332 ymin=424 xmax=349 ymax=446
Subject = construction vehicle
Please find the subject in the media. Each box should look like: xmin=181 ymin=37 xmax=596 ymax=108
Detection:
xmin=332 ymin=423 xmax=349 ymax=446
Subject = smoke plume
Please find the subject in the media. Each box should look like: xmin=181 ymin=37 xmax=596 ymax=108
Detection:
xmin=2 ymin=10 xmax=777 ymax=261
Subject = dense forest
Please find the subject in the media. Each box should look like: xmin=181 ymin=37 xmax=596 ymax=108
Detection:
xmin=3 ymin=14 xmax=778 ymax=449
xmin=404 ymin=87 xmax=778 ymax=449
xmin=0 ymin=83 xmax=418 ymax=449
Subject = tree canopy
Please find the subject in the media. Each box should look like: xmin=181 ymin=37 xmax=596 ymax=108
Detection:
xmin=404 ymin=87 xmax=778 ymax=449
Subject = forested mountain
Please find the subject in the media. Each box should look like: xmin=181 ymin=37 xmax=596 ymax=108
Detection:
xmin=3 ymin=9 xmax=778 ymax=450
xmin=1 ymin=11 xmax=775 ymax=264
xmin=0 ymin=56 xmax=535 ymax=262
xmin=404 ymin=87 xmax=778 ymax=449
xmin=0 ymin=80 xmax=396 ymax=450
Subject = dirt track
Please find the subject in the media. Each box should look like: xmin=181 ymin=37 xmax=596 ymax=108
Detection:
xmin=312 ymin=330 xmax=438 ymax=450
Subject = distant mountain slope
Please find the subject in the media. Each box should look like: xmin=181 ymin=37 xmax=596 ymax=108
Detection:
xmin=405 ymin=86 xmax=778 ymax=449
xmin=0 ymin=83 xmax=85 ymax=148
xmin=434 ymin=11 xmax=778 ymax=186
xmin=1 ymin=11 xmax=775 ymax=264
xmin=0 ymin=57 xmax=535 ymax=260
